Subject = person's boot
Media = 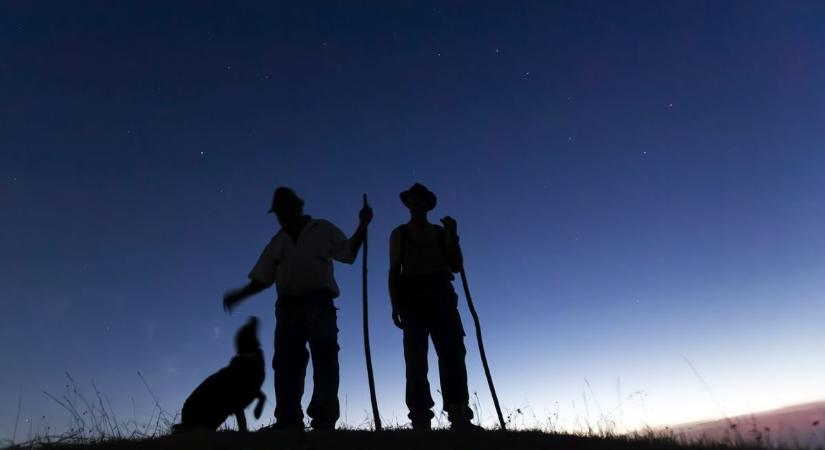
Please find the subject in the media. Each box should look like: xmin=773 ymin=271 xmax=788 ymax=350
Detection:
xmin=310 ymin=421 xmax=336 ymax=431
xmin=262 ymin=420 xmax=304 ymax=431
xmin=448 ymin=406 xmax=483 ymax=432
xmin=411 ymin=420 xmax=432 ymax=431
xmin=450 ymin=420 xmax=483 ymax=431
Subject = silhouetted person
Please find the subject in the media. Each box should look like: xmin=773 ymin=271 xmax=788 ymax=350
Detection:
xmin=223 ymin=187 xmax=372 ymax=431
xmin=389 ymin=183 xmax=479 ymax=430
xmin=173 ymin=317 xmax=266 ymax=433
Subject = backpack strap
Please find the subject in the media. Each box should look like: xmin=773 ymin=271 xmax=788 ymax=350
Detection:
xmin=400 ymin=224 xmax=453 ymax=273
xmin=436 ymin=226 xmax=450 ymax=259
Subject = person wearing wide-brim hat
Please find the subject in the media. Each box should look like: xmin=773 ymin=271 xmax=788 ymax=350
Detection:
xmin=389 ymin=183 xmax=479 ymax=430
xmin=223 ymin=186 xmax=373 ymax=431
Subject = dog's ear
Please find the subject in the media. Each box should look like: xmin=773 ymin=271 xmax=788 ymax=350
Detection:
xmin=236 ymin=316 xmax=261 ymax=352
xmin=246 ymin=316 xmax=259 ymax=329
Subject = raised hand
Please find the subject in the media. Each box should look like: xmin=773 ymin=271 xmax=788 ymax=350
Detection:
xmin=440 ymin=215 xmax=458 ymax=236
xmin=359 ymin=203 xmax=374 ymax=226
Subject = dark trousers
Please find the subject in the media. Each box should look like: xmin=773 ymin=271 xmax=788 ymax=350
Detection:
xmin=273 ymin=292 xmax=340 ymax=428
xmin=401 ymin=282 xmax=473 ymax=425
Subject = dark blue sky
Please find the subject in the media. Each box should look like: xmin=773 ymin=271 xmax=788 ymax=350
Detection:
xmin=2 ymin=1 xmax=825 ymax=436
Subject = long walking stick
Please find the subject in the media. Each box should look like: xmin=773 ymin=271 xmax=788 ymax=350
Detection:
xmin=458 ymin=247 xmax=506 ymax=430
xmin=362 ymin=194 xmax=382 ymax=431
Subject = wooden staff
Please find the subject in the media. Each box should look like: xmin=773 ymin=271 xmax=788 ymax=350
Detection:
xmin=458 ymin=249 xmax=506 ymax=430
xmin=362 ymin=194 xmax=382 ymax=430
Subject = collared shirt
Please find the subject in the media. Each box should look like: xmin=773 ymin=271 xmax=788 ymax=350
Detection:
xmin=249 ymin=217 xmax=355 ymax=298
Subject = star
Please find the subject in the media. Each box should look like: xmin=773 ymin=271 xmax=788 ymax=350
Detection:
xmin=200 ymin=151 xmax=205 ymax=156
xmin=668 ymin=103 xmax=673 ymax=108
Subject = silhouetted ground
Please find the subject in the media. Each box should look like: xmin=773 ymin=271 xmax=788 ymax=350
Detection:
xmin=8 ymin=430 xmax=764 ymax=450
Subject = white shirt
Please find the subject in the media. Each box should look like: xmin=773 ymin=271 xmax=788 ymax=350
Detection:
xmin=249 ymin=217 xmax=355 ymax=298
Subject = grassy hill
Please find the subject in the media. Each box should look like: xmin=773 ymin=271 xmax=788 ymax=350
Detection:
xmin=4 ymin=429 xmax=763 ymax=450
xmin=672 ymin=401 xmax=825 ymax=448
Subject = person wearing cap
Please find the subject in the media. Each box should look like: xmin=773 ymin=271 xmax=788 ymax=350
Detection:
xmin=223 ymin=187 xmax=372 ymax=431
xmin=388 ymin=183 xmax=478 ymax=430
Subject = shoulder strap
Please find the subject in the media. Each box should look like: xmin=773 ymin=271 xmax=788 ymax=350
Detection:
xmin=436 ymin=226 xmax=450 ymax=258
xmin=402 ymin=224 xmax=451 ymax=262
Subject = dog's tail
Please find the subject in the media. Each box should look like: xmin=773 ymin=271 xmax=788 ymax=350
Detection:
xmin=253 ymin=391 xmax=266 ymax=419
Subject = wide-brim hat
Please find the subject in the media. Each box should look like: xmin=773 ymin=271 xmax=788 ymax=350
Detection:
xmin=268 ymin=187 xmax=305 ymax=213
xmin=400 ymin=183 xmax=437 ymax=211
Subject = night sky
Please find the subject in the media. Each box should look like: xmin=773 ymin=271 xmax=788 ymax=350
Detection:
xmin=2 ymin=1 xmax=825 ymax=438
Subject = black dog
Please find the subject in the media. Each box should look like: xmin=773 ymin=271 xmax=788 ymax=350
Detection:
xmin=173 ymin=317 xmax=266 ymax=432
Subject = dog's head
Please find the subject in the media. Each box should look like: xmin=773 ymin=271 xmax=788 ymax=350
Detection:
xmin=235 ymin=316 xmax=261 ymax=354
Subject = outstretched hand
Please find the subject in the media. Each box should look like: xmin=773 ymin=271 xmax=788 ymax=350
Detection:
xmin=222 ymin=281 xmax=269 ymax=313
xmin=223 ymin=290 xmax=242 ymax=313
